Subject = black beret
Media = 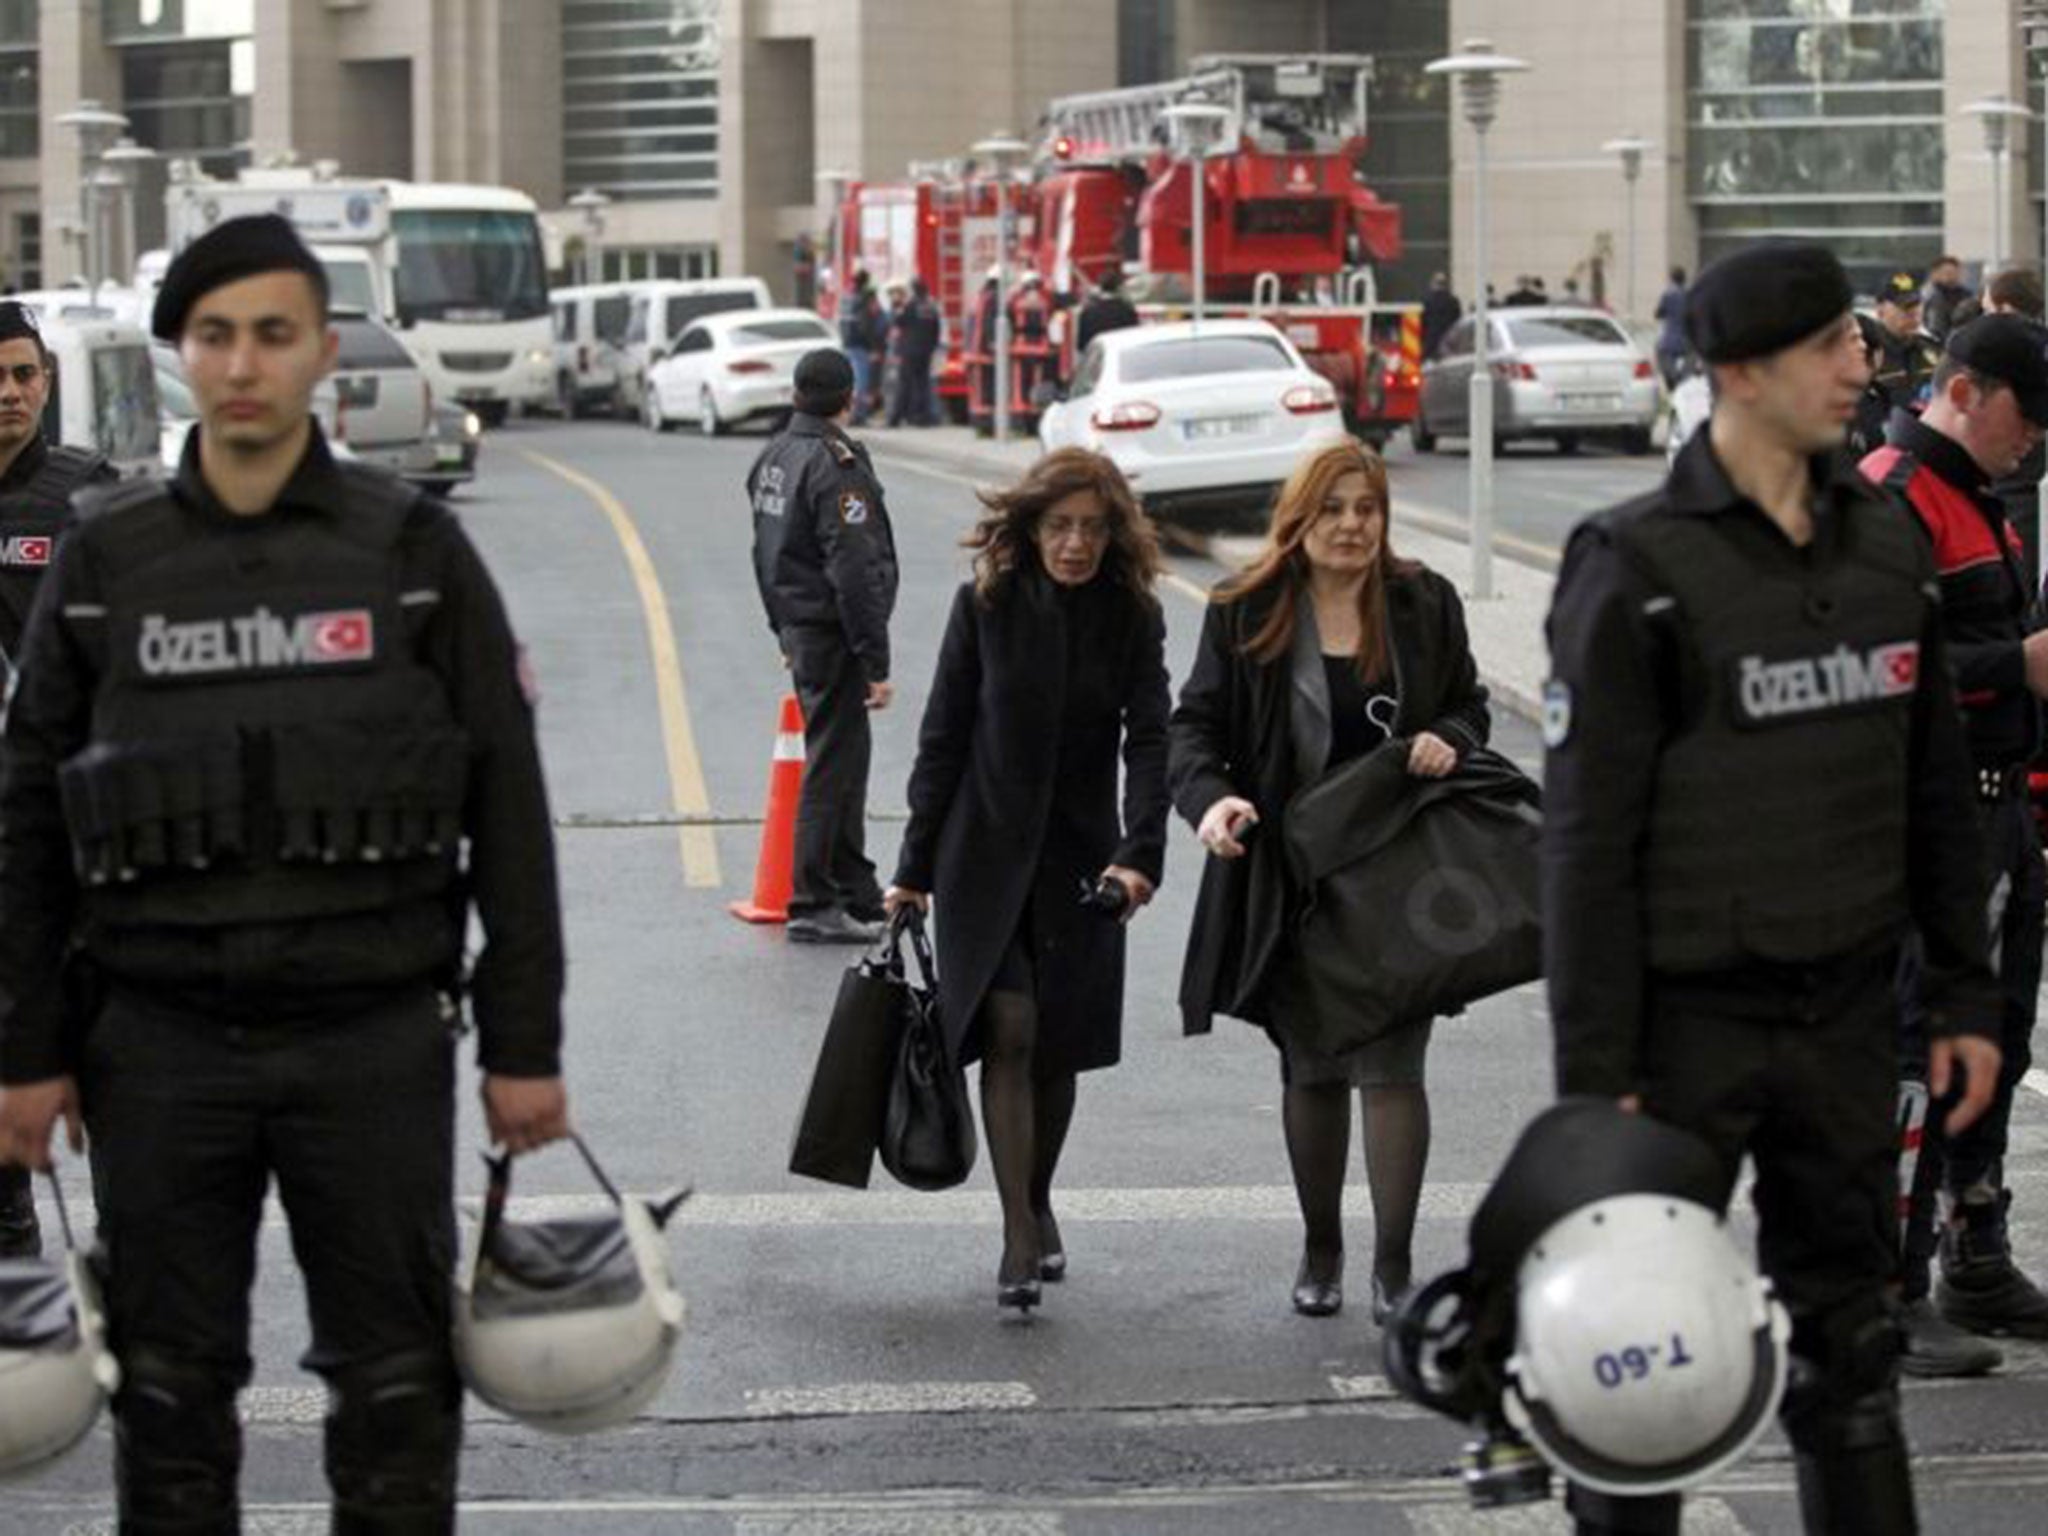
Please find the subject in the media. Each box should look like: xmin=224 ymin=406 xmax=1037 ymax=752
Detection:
xmin=1945 ymin=313 xmax=2048 ymax=427
xmin=151 ymin=213 xmax=329 ymax=341
xmin=0 ymin=301 xmax=41 ymax=347
xmin=792 ymin=347 xmax=855 ymax=414
xmin=1685 ymin=241 xmax=1854 ymax=365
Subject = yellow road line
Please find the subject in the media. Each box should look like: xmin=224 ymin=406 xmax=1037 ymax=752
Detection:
xmin=1162 ymin=570 xmax=1212 ymax=606
xmin=518 ymin=447 xmax=722 ymax=888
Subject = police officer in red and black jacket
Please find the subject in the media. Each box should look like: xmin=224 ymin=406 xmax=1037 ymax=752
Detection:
xmin=1861 ymin=314 xmax=2048 ymax=1370
xmin=0 ymin=300 xmax=113 ymax=1261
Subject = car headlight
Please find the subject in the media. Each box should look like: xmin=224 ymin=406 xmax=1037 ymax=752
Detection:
xmin=527 ymin=348 xmax=551 ymax=367
xmin=462 ymin=411 xmax=482 ymax=438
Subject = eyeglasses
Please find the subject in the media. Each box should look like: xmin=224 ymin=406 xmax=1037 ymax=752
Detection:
xmin=1041 ymin=515 xmax=1112 ymax=544
xmin=0 ymin=364 xmax=43 ymax=387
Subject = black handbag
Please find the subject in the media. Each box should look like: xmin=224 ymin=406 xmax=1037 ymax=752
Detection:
xmin=1280 ymin=742 xmax=1544 ymax=1056
xmin=878 ymin=910 xmax=978 ymax=1192
xmin=788 ymin=924 xmax=917 ymax=1189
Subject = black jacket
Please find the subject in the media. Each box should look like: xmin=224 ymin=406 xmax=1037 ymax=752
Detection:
xmin=747 ymin=411 xmax=899 ymax=682
xmin=0 ymin=433 xmax=116 ymax=664
xmin=0 ymin=429 xmax=564 ymax=1084
xmin=1075 ymin=294 xmax=1139 ymax=355
xmin=1168 ymin=567 xmax=1489 ymax=1035
xmin=895 ymin=571 xmax=1170 ymax=1073
xmin=1420 ymin=289 xmax=1462 ymax=360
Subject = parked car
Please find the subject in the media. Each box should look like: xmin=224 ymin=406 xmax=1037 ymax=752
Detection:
xmin=618 ymin=277 xmax=772 ymax=414
xmin=551 ymin=282 xmax=636 ymax=418
xmin=327 ymin=309 xmax=435 ymax=478
xmin=1414 ymin=306 xmax=1660 ymax=455
xmin=1035 ymin=319 xmax=1348 ymax=526
xmin=643 ymin=307 xmax=837 ymax=436
xmin=416 ymin=398 xmax=483 ymax=495
xmin=29 ymin=309 xmax=164 ymax=478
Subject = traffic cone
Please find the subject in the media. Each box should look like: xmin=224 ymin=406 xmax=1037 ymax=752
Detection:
xmin=730 ymin=694 xmax=806 ymax=923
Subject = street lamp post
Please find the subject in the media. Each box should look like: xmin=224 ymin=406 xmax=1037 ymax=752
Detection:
xmin=1162 ymin=102 xmax=1230 ymax=331
xmin=1961 ymin=96 xmax=2032 ymax=273
xmin=972 ymin=135 xmax=1029 ymax=442
xmin=567 ymin=188 xmax=611 ymax=286
xmin=55 ymin=101 xmax=130 ymax=294
xmin=1428 ymin=40 xmax=1530 ymax=603
xmin=1601 ymin=136 xmax=1652 ymax=320
xmin=100 ymin=136 xmax=158 ymax=294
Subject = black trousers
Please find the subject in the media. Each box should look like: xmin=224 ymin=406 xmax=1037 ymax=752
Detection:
xmin=82 ymin=985 xmax=462 ymax=1534
xmin=1573 ymin=949 xmax=1913 ymax=1534
xmin=786 ymin=626 xmax=881 ymax=918
xmin=1897 ymin=791 xmax=2044 ymax=1295
xmin=0 ymin=1159 xmax=36 ymax=1256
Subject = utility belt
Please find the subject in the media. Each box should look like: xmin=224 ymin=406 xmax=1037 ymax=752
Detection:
xmin=1974 ymin=761 xmax=2031 ymax=804
xmin=58 ymin=719 xmax=468 ymax=889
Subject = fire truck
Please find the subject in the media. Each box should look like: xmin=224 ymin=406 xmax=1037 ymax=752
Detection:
xmin=1029 ymin=54 xmax=1419 ymax=442
xmin=823 ymin=54 xmax=1419 ymax=438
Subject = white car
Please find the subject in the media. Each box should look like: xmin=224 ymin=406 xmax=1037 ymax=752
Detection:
xmin=643 ymin=307 xmax=837 ymax=436
xmin=1035 ymin=319 xmax=1348 ymax=523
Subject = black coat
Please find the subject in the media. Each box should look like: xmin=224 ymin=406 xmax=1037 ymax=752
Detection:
xmin=895 ymin=570 xmax=1171 ymax=1074
xmin=1167 ymin=566 xmax=1490 ymax=1037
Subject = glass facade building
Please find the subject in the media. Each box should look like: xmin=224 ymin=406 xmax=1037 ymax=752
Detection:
xmin=1330 ymin=1 xmax=1451 ymax=302
xmin=0 ymin=0 xmax=34 ymax=161
xmin=105 ymin=0 xmax=254 ymax=177
xmin=562 ymin=0 xmax=720 ymax=202
xmin=1687 ymin=0 xmax=1946 ymax=287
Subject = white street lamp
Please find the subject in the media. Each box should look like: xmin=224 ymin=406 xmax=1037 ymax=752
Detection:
xmin=55 ymin=101 xmax=130 ymax=293
xmin=1427 ymin=40 xmax=1530 ymax=603
xmin=100 ymin=137 xmax=158 ymax=294
xmin=1601 ymin=136 xmax=1653 ymax=320
xmin=1962 ymin=97 xmax=2032 ymax=273
xmin=567 ymin=188 xmax=611 ymax=286
xmin=972 ymin=134 xmax=1029 ymax=442
xmin=1162 ymin=101 xmax=1230 ymax=332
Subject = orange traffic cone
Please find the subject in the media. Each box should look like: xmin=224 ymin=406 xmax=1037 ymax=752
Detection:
xmin=730 ymin=694 xmax=806 ymax=923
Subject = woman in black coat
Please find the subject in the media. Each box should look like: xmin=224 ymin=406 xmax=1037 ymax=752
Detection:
xmin=886 ymin=448 xmax=1171 ymax=1314
xmin=1169 ymin=437 xmax=1488 ymax=1322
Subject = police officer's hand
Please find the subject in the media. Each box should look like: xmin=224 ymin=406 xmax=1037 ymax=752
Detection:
xmin=1407 ymin=732 xmax=1458 ymax=779
xmin=0 ymin=1076 xmax=83 ymax=1170
xmin=1197 ymin=796 xmax=1259 ymax=859
xmin=883 ymin=885 xmax=929 ymax=915
xmin=482 ymin=1074 xmax=570 ymax=1156
xmin=1930 ymin=1035 xmax=2002 ymax=1136
xmin=2023 ymin=631 xmax=2048 ymax=699
xmin=865 ymin=679 xmax=894 ymax=711
xmin=1101 ymin=865 xmax=1156 ymax=924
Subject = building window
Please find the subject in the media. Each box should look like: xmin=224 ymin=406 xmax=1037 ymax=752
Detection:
xmin=1686 ymin=1 xmax=1945 ymax=289
xmin=599 ymin=245 xmax=719 ymax=280
xmin=1328 ymin=2 xmax=1450 ymax=304
xmin=13 ymin=210 xmax=39 ymax=290
xmin=0 ymin=38 xmax=33 ymax=159
xmin=103 ymin=0 xmax=255 ymax=45
xmin=563 ymin=0 xmax=720 ymax=202
xmin=120 ymin=37 xmax=252 ymax=177
xmin=1118 ymin=0 xmax=1177 ymax=88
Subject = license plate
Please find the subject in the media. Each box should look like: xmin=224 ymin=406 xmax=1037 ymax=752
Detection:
xmin=435 ymin=443 xmax=465 ymax=465
xmin=1182 ymin=414 xmax=1263 ymax=441
xmin=1561 ymin=392 xmax=1621 ymax=411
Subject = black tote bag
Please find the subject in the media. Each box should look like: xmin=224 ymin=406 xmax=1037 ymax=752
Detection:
xmin=788 ymin=922 xmax=919 ymax=1189
xmin=878 ymin=911 xmax=977 ymax=1191
xmin=1280 ymin=742 xmax=1543 ymax=1057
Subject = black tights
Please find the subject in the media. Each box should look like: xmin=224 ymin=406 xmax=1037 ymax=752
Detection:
xmin=979 ymin=989 xmax=1077 ymax=1283
xmin=1282 ymin=1081 xmax=1431 ymax=1289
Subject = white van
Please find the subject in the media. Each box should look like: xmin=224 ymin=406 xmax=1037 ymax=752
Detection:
xmin=550 ymin=282 xmax=637 ymax=417
xmin=17 ymin=306 xmax=163 ymax=479
xmin=618 ymin=278 xmax=772 ymax=413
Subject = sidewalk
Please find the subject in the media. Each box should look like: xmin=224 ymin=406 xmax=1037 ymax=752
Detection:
xmin=859 ymin=423 xmax=1556 ymax=722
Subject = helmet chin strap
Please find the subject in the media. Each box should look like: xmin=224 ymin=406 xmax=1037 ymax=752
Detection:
xmin=40 ymin=1168 xmax=78 ymax=1253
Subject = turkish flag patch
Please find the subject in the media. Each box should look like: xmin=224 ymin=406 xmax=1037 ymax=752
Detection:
xmin=0 ymin=534 xmax=53 ymax=567
xmin=306 ymin=609 xmax=375 ymax=662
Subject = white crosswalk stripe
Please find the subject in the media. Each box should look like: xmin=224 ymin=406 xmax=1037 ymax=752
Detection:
xmin=743 ymin=1380 xmax=1037 ymax=1417
xmin=1405 ymin=1495 xmax=1752 ymax=1534
xmin=733 ymin=1516 xmax=1062 ymax=1536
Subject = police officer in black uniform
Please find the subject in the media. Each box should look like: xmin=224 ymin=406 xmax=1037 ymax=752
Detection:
xmin=1872 ymin=269 xmax=1942 ymax=416
xmin=748 ymin=348 xmax=899 ymax=943
xmin=1861 ymin=315 xmax=2048 ymax=1371
xmin=0 ymin=215 xmax=570 ymax=1531
xmin=0 ymin=299 xmax=115 ymax=1260
xmin=1542 ymin=241 xmax=2000 ymax=1536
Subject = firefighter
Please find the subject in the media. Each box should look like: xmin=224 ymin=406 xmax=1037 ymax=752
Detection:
xmin=1542 ymin=240 xmax=2000 ymax=1534
xmin=0 ymin=299 xmax=115 ymax=1262
xmin=0 ymin=214 xmax=570 ymax=1528
xmin=1861 ymin=314 xmax=2048 ymax=1376
xmin=1009 ymin=272 xmax=1051 ymax=423
xmin=971 ymin=268 xmax=1000 ymax=436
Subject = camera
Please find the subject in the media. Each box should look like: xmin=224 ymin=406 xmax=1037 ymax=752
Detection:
xmin=1077 ymin=874 xmax=1130 ymax=919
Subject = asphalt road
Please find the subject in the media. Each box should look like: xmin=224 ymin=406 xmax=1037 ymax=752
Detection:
xmin=1377 ymin=431 xmax=1665 ymax=564
xmin=11 ymin=416 xmax=2048 ymax=1536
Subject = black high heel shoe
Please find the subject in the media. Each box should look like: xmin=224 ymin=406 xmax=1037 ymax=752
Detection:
xmin=1371 ymin=1272 xmax=1411 ymax=1327
xmin=998 ymin=1246 xmax=1043 ymax=1314
xmin=1291 ymin=1252 xmax=1344 ymax=1317
xmin=1036 ymin=1210 xmax=1066 ymax=1283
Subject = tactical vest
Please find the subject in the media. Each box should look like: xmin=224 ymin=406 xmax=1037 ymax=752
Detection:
xmin=1616 ymin=499 xmax=1931 ymax=972
xmin=59 ymin=470 xmax=468 ymax=931
xmin=0 ymin=443 xmax=107 ymax=660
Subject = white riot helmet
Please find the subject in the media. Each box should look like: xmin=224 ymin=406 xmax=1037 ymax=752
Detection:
xmin=1503 ymin=1194 xmax=1790 ymax=1496
xmin=453 ymin=1135 xmax=688 ymax=1435
xmin=0 ymin=1173 xmax=120 ymax=1480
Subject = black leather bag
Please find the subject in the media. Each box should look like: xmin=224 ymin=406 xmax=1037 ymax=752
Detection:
xmin=1281 ymin=742 xmax=1543 ymax=1056
xmin=878 ymin=911 xmax=978 ymax=1192
xmin=788 ymin=927 xmax=916 ymax=1189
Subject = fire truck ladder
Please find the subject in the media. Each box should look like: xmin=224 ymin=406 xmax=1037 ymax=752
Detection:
xmin=1039 ymin=69 xmax=1241 ymax=163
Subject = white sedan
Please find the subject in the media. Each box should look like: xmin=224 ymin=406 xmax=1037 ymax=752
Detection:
xmin=1037 ymin=319 xmax=1349 ymax=524
xmin=643 ymin=307 xmax=838 ymax=436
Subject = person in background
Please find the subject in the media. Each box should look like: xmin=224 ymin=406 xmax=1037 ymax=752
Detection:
xmin=1922 ymin=255 xmax=1974 ymax=345
xmin=1420 ymin=271 xmax=1461 ymax=362
xmin=1076 ymin=267 xmax=1140 ymax=356
xmin=1654 ymin=267 xmax=1689 ymax=386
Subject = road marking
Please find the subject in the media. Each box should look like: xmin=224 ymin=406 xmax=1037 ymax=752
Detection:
xmin=2025 ymin=1067 xmax=2048 ymax=1101
xmin=1329 ymin=1374 xmax=1396 ymax=1400
xmin=744 ymin=1380 xmax=1037 ymax=1417
xmin=737 ymin=1516 xmax=1062 ymax=1536
xmin=518 ymin=446 xmax=721 ymax=888
xmin=239 ymin=1385 xmax=327 ymax=1425
xmin=1406 ymin=1497 xmax=1750 ymax=1534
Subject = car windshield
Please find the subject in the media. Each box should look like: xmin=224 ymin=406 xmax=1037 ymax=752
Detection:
xmin=92 ymin=344 xmax=161 ymax=463
xmin=1507 ymin=316 xmax=1631 ymax=350
xmin=728 ymin=317 xmax=833 ymax=346
xmin=322 ymin=259 xmax=380 ymax=315
xmin=665 ymin=292 xmax=759 ymax=335
xmin=1118 ymin=335 xmax=1296 ymax=383
xmin=392 ymin=209 xmax=549 ymax=324
xmin=333 ymin=317 xmax=418 ymax=370
xmin=150 ymin=349 xmax=197 ymax=419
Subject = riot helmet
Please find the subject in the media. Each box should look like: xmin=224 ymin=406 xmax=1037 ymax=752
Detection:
xmin=0 ymin=1171 xmax=119 ymax=1480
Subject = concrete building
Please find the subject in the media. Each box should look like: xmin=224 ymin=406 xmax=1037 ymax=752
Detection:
xmin=7 ymin=0 xmax=1115 ymax=301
